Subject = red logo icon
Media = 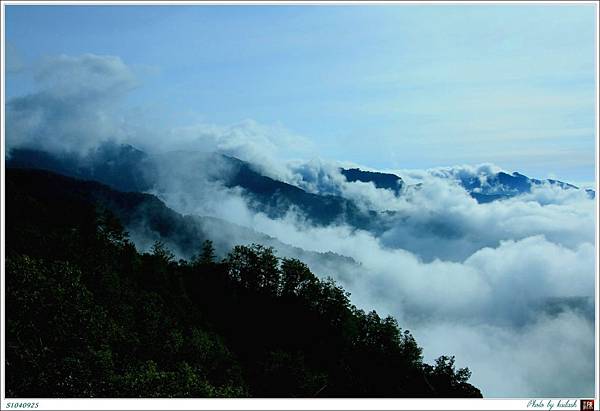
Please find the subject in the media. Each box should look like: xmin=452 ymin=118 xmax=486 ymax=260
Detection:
xmin=581 ymin=399 xmax=594 ymax=411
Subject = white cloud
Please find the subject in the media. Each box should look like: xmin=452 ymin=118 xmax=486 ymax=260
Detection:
xmin=34 ymin=54 xmax=138 ymax=99
xmin=150 ymin=119 xmax=316 ymax=182
xmin=416 ymin=310 xmax=595 ymax=397
xmin=6 ymin=54 xmax=137 ymax=154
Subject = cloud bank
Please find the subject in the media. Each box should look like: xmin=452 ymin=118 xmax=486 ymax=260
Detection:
xmin=6 ymin=54 xmax=138 ymax=154
xmin=149 ymin=150 xmax=595 ymax=397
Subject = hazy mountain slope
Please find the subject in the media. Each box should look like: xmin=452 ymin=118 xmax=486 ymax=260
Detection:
xmin=7 ymin=145 xmax=155 ymax=193
xmin=205 ymin=154 xmax=377 ymax=228
xmin=7 ymin=145 xmax=379 ymax=229
xmin=6 ymin=167 xmax=359 ymax=279
xmin=7 ymin=143 xmax=594 ymax=232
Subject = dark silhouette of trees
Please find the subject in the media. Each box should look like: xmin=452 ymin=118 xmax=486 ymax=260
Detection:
xmin=195 ymin=240 xmax=216 ymax=266
xmin=5 ymin=168 xmax=482 ymax=398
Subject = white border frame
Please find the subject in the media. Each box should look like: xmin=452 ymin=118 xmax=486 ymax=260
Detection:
xmin=1 ymin=1 xmax=598 ymax=410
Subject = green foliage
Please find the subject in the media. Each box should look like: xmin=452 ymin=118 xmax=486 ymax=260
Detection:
xmin=151 ymin=240 xmax=175 ymax=263
xmin=5 ymin=256 xmax=116 ymax=397
xmin=421 ymin=355 xmax=481 ymax=397
xmin=280 ymin=258 xmax=315 ymax=296
xmin=225 ymin=243 xmax=281 ymax=295
xmin=116 ymin=361 xmax=245 ymax=397
xmin=5 ymin=170 xmax=482 ymax=398
xmin=194 ymin=240 xmax=216 ymax=266
xmin=255 ymin=351 xmax=328 ymax=397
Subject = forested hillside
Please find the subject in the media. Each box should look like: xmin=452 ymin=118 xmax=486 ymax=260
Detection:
xmin=5 ymin=168 xmax=482 ymax=398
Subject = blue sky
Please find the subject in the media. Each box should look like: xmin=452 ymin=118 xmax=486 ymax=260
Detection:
xmin=4 ymin=4 xmax=598 ymax=182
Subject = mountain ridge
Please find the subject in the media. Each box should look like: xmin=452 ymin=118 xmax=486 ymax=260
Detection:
xmin=7 ymin=143 xmax=594 ymax=225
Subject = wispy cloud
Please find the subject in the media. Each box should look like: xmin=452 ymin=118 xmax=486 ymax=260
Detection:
xmin=6 ymin=54 xmax=137 ymax=154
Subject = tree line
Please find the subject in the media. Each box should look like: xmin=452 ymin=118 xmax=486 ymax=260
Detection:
xmin=5 ymin=169 xmax=482 ymax=398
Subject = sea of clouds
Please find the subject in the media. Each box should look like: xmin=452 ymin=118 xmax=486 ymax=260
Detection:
xmin=5 ymin=53 xmax=597 ymax=397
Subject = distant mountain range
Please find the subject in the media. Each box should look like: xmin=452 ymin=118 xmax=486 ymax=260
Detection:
xmin=7 ymin=143 xmax=594 ymax=233
xmin=7 ymin=145 xmax=381 ymax=230
xmin=455 ymin=170 xmax=594 ymax=202
xmin=6 ymin=142 xmax=595 ymax=274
